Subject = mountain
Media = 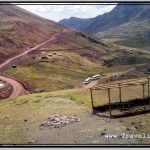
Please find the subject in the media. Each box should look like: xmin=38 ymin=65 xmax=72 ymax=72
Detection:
xmin=59 ymin=17 xmax=91 ymax=32
xmin=1 ymin=5 xmax=150 ymax=144
xmin=59 ymin=5 xmax=147 ymax=33
xmin=0 ymin=5 xmax=64 ymax=63
xmin=1 ymin=4 xmax=150 ymax=93
xmin=59 ymin=4 xmax=150 ymax=49
xmin=0 ymin=5 xmax=114 ymax=92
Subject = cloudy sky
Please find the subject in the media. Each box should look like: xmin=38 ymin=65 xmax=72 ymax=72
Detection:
xmin=18 ymin=4 xmax=116 ymax=22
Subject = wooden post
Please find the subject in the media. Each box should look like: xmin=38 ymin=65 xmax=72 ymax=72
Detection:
xmin=107 ymin=88 xmax=112 ymax=117
xmin=127 ymin=103 xmax=132 ymax=114
xmin=90 ymin=88 xmax=94 ymax=110
xmin=118 ymin=83 xmax=122 ymax=103
xmin=148 ymin=77 xmax=150 ymax=98
xmin=142 ymin=83 xmax=146 ymax=111
xmin=142 ymin=83 xmax=145 ymax=99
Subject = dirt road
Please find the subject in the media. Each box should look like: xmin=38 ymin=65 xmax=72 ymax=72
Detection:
xmin=0 ymin=76 xmax=26 ymax=99
xmin=0 ymin=33 xmax=58 ymax=71
xmin=0 ymin=33 xmax=59 ymax=99
xmin=83 ymin=80 xmax=98 ymax=89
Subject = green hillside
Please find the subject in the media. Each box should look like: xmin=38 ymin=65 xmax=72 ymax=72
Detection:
xmin=2 ymin=51 xmax=101 ymax=92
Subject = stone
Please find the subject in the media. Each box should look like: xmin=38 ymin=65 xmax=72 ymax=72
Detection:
xmin=131 ymin=122 xmax=135 ymax=125
xmin=40 ymin=114 xmax=80 ymax=129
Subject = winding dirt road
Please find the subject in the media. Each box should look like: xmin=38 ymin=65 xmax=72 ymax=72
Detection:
xmin=0 ymin=33 xmax=59 ymax=99
xmin=0 ymin=76 xmax=26 ymax=99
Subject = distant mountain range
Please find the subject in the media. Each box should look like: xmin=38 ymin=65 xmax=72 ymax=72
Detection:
xmin=59 ymin=5 xmax=150 ymax=33
xmin=59 ymin=4 xmax=150 ymax=49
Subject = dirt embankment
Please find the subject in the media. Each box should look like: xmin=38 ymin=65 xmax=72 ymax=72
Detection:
xmin=0 ymin=76 xmax=26 ymax=99
xmin=0 ymin=83 xmax=13 ymax=100
xmin=8 ymin=77 xmax=36 ymax=93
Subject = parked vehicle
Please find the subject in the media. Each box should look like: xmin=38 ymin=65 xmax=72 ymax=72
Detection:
xmin=91 ymin=74 xmax=101 ymax=80
xmin=41 ymin=56 xmax=48 ymax=59
xmin=83 ymin=77 xmax=92 ymax=85
xmin=48 ymin=53 xmax=53 ymax=57
xmin=0 ymin=82 xmax=4 ymax=90
xmin=11 ymin=64 xmax=17 ymax=68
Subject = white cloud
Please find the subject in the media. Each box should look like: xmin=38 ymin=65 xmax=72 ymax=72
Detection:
xmin=17 ymin=4 xmax=116 ymax=21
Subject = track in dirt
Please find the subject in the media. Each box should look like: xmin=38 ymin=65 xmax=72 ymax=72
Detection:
xmin=0 ymin=32 xmax=60 ymax=99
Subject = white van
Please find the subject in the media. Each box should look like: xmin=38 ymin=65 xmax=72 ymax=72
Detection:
xmin=0 ymin=82 xmax=4 ymax=89
xmin=83 ymin=77 xmax=92 ymax=85
xmin=91 ymin=74 xmax=101 ymax=80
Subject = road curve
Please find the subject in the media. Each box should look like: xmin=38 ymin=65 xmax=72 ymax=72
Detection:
xmin=0 ymin=76 xmax=26 ymax=99
xmin=0 ymin=33 xmax=59 ymax=99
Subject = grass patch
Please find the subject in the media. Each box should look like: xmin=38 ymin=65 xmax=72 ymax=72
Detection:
xmin=115 ymin=37 xmax=150 ymax=50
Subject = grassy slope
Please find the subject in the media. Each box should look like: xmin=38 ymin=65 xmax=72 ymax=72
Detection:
xmin=96 ymin=20 xmax=150 ymax=50
xmin=115 ymin=33 xmax=150 ymax=49
xmin=95 ymin=36 xmax=150 ymax=78
xmin=3 ymin=51 xmax=101 ymax=92
xmin=1 ymin=84 xmax=150 ymax=144
xmin=3 ymin=30 xmax=150 ymax=92
xmin=0 ymin=91 xmax=86 ymax=144
xmin=2 ymin=30 xmax=115 ymax=92
xmin=54 ymin=31 xmax=112 ymax=60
